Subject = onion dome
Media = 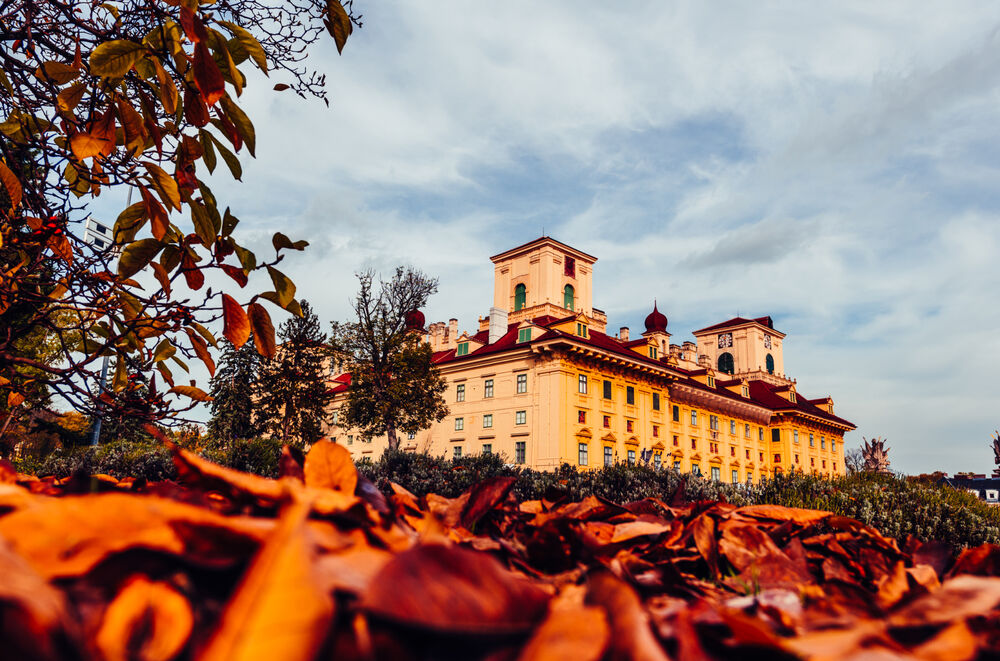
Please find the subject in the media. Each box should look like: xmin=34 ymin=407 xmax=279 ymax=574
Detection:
xmin=644 ymin=301 xmax=668 ymax=333
xmin=404 ymin=309 xmax=425 ymax=331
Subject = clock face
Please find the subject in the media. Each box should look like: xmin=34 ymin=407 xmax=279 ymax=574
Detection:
xmin=718 ymin=333 xmax=733 ymax=349
xmin=764 ymin=334 xmax=772 ymax=349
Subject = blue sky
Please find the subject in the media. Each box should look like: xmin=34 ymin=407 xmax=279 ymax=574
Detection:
xmin=96 ymin=2 xmax=1000 ymax=474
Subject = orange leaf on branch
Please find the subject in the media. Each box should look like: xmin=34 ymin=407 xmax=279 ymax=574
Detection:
xmin=221 ymin=293 xmax=250 ymax=348
xmin=247 ymin=301 xmax=276 ymax=358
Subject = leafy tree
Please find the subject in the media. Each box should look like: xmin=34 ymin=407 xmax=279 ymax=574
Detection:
xmin=0 ymin=0 xmax=358 ymax=428
xmin=330 ymin=267 xmax=448 ymax=450
xmin=256 ymin=301 xmax=331 ymax=446
xmin=208 ymin=338 xmax=262 ymax=442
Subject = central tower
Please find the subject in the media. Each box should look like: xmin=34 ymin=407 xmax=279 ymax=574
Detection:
xmin=487 ymin=237 xmax=605 ymax=330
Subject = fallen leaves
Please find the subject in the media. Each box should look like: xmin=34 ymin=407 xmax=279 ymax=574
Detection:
xmin=3 ymin=443 xmax=1000 ymax=660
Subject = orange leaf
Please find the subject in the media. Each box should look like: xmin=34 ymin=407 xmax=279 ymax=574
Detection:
xmin=303 ymin=440 xmax=357 ymax=494
xmin=198 ymin=499 xmax=334 ymax=661
xmin=184 ymin=85 xmax=210 ymax=127
xmin=0 ymin=161 xmax=22 ymax=209
xmin=517 ymin=605 xmax=609 ymax=661
xmin=95 ymin=576 xmax=193 ymax=661
xmin=186 ymin=329 xmax=216 ymax=377
xmin=6 ymin=391 xmax=25 ymax=407
xmin=221 ymin=294 xmax=250 ymax=348
xmin=248 ymin=301 xmax=276 ymax=359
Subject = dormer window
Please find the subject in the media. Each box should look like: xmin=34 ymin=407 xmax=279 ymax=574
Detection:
xmin=649 ymin=346 xmax=657 ymax=359
xmin=741 ymin=384 xmax=749 ymax=397
xmin=517 ymin=328 xmax=532 ymax=343
xmin=707 ymin=376 xmax=715 ymax=388
xmin=456 ymin=342 xmax=469 ymax=356
xmin=789 ymin=391 xmax=796 ymax=403
xmin=576 ymin=322 xmax=588 ymax=338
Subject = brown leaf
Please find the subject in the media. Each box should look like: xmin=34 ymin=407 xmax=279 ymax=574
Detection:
xmin=192 ymin=42 xmax=225 ymax=106
xmin=362 ymin=543 xmax=550 ymax=634
xmin=221 ymin=294 xmax=250 ymax=348
xmin=737 ymin=504 xmax=831 ymax=524
xmin=0 ymin=160 xmax=22 ymax=209
xmin=889 ymin=575 xmax=1000 ymax=627
xmin=303 ymin=440 xmax=357 ymax=494
xmin=0 ymin=536 xmax=72 ymax=661
xmin=278 ymin=445 xmax=305 ymax=482
xmin=95 ymin=576 xmax=193 ymax=661
xmin=584 ymin=572 xmax=670 ymax=661
xmin=198 ymin=499 xmax=334 ymax=661
xmin=247 ymin=302 xmax=276 ymax=359
xmin=324 ymin=0 xmax=353 ymax=54
xmin=460 ymin=475 xmax=516 ymax=530
xmin=516 ymin=605 xmax=609 ymax=661
xmin=949 ymin=544 xmax=1000 ymax=578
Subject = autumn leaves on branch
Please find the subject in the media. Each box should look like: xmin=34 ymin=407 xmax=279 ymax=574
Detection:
xmin=0 ymin=0 xmax=354 ymax=424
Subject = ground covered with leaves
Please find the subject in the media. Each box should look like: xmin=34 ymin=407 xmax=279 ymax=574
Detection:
xmin=3 ymin=441 xmax=1000 ymax=660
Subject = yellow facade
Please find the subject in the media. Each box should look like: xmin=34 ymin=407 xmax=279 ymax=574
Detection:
xmin=327 ymin=237 xmax=854 ymax=482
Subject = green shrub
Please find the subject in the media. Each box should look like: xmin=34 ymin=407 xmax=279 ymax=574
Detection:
xmin=22 ymin=440 xmax=175 ymax=482
xmin=200 ymin=437 xmax=283 ymax=478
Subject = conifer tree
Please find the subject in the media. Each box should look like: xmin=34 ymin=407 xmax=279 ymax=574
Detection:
xmin=256 ymin=301 xmax=331 ymax=447
xmin=330 ymin=267 xmax=448 ymax=449
xmin=208 ymin=338 xmax=263 ymax=443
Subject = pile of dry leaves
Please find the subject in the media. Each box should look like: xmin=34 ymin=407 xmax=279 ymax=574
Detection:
xmin=2 ymin=438 xmax=999 ymax=661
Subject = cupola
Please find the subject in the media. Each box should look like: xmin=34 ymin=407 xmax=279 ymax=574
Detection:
xmin=644 ymin=301 xmax=668 ymax=333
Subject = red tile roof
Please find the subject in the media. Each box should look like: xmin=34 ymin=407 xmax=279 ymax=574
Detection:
xmin=747 ymin=381 xmax=854 ymax=429
xmin=693 ymin=316 xmax=777 ymax=335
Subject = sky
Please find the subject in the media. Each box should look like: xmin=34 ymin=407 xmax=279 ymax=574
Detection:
xmin=96 ymin=2 xmax=1000 ymax=474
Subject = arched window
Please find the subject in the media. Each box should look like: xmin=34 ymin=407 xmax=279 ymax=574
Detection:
xmin=563 ymin=284 xmax=575 ymax=310
xmin=514 ymin=284 xmax=526 ymax=311
xmin=717 ymin=352 xmax=734 ymax=375
xmin=765 ymin=353 xmax=774 ymax=374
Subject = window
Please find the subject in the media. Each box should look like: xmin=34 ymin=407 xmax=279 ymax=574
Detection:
xmin=603 ymin=415 xmax=611 ymax=428
xmin=483 ymin=414 xmax=493 ymax=428
xmin=626 ymin=420 xmax=633 ymax=433
xmin=831 ymin=440 xmax=837 ymax=452
xmin=707 ymin=376 xmax=715 ymax=388
xmin=692 ymin=464 xmax=701 ymax=476
xmin=730 ymin=420 xmax=736 ymax=435
xmin=793 ymin=430 xmax=799 ymax=444
xmin=564 ymin=256 xmax=576 ymax=277
xmin=711 ymin=466 xmax=721 ymax=481
xmin=654 ymin=453 xmax=661 ymax=470
xmin=332 ymin=411 xmax=339 ymax=425
xmin=746 ymin=449 xmax=751 ymax=459
xmin=672 ymin=405 xmax=680 ymax=422
xmin=515 ymin=442 xmax=526 ymax=464
xmin=482 ymin=444 xmax=492 ymax=456
xmin=690 ymin=410 xmax=698 ymax=426
xmin=822 ymin=460 xmax=827 ymax=469
xmin=709 ymin=415 xmax=719 ymax=431
xmin=455 ymin=417 xmax=464 ymax=431
xmin=456 ymin=342 xmax=469 ymax=356
xmin=515 ymin=410 xmax=526 ymax=425
xmin=673 ymin=435 xmax=679 ymax=447
xmin=717 ymin=352 xmax=734 ymax=374
xmin=673 ymin=461 xmax=681 ymax=470
xmin=604 ymin=446 xmax=613 ymax=467
xmin=564 ymin=284 xmax=575 ymax=311
xmin=347 ymin=435 xmax=353 ymax=445
xmin=603 ymin=380 xmax=612 ymax=399
xmin=626 ymin=386 xmax=635 ymax=405
xmin=774 ymin=453 xmax=781 ymax=463
xmin=578 ymin=410 xmax=586 ymax=424
xmin=576 ymin=322 xmax=588 ymax=337
xmin=484 ymin=379 xmax=494 ymax=398
xmin=514 ymin=284 xmax=526 ymax=311
xmin=758 ymin=428 xmax=764 ymax=441
xmin=741 ymin=385 xmax=749 ymax=397
xmin=578 ymin=443 xmax=588 ymax=465
xmin=789 ymin=391 xmax=796 ymax=403
xmin=578 ymin=374 xmax=588 ymax=394
xmin=765 ymin=353 xmax=775 ymax=374
xmin=771 ymin=429 xmax=781 ymax=443
xmin=745 ymin=424 xmax=750 ymax=438
xmin=794 ymin=454 xmax=799 ymax=464
xmin=759 ymin=451 xmax=764 ymax=462
xmin=649 ymin=346 xmax=657 ymax=359
xmin=627 ymin=450 xmax=636 ymax=466
xmin=456 ymin=384 xmax=465 ymax=402
xmin=730 ymin=446 xmax=736 ymax=456
xmin=732 ymin=470 xmax=739 ymax=484
xmin=691 ymin=438 xmax=697 ymax=450
xmin=518 ymin=328 xmax=532 ymax=343
xmin=517 ymin=373 xmax=527 ymax=393
xmin=652 ymin=425 xmax=659 ymax=438
xmin=652 ymin=393 xmax=660 ymax=410
xmin=821 ymin=437 xmax=827 ymax=450
xmin=454 ymin=446 xmax=462 ymax=458
xmin=810 ymin=457 xmax=815 ymax=467
xmin=408 ymin=432 xmax=416 ymax=440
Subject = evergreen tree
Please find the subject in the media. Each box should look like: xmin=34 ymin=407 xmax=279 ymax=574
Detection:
xmin=256 ymin=301 xmax=331 ymax=446
xmin=330 ymin=267 xmax=448 ymax=449
xmin=208 ymin=338 xmax=263 ymax=442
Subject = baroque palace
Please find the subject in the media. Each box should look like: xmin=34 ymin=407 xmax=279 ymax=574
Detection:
xmin=327 ymin=237 xmax=854 ymax=481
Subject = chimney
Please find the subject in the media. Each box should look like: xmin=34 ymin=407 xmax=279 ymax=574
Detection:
xmin=698 ymin=354 xmax=711 ymax=368
xmin=488 ymin=307 xmax=508 ymax=344
xmin=448 ymin=318 xmax=458 ymax=344
xmin=619 ymin=327 xmax=629 ymax=342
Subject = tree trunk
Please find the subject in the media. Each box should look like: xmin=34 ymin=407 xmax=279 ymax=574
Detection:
xmin=386 ymin=423 xmax=398 ymax=450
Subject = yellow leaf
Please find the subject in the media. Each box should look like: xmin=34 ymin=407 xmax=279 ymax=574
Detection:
xmin=168 ymin=385 xmax=212 ymax=401
xmin=118 ymin=239 xmax=163 ymax=278
xmin=35 ymin=61 xmax=80 ymax=85
xmin=152 ymin=338 xmax=175 ymax=363
xmin=89 ymin=40 xmax=145 ymax=77
xmin=219 ymin=95 xmax=255 ymax=157
xmin=218 ymin=20 xmax=269 ymax=73
xmin=69 ymin=132 xmax=113 ymax=160
xmin=143 ymin=161 xmax=181 ymax=211
xmin=6 ymin=391 xmax=25 ymax=407
xmin=303 ymin=441 xmax=358 ymax=494
xmin=56 ymin=82 xmax=87 ymax=112
xmin=0 ymin=161 xmax=22 ymax=209
xmin=266 ymin=266 xmax=296 ymax=308
xmin=324 ymin=0 xmax=353 ymax=54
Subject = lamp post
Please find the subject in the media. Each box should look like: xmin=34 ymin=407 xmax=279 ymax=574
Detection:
xmin=83 ymin=217 xmax=117 ymax=446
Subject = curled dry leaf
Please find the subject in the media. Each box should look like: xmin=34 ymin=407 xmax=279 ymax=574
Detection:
xmin=303 ymin=440 xmax=357 ymax=493
xmin=96 ymin=576 xmax=193 ymax=661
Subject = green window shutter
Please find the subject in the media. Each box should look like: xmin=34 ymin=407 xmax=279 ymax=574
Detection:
xmin=765 ymin=353 xmax=774 ymax=374
xmin=514 ymin=284 xmax=526 ymax=311
xmin=564 ymin=284 xmax=574 ymax=310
